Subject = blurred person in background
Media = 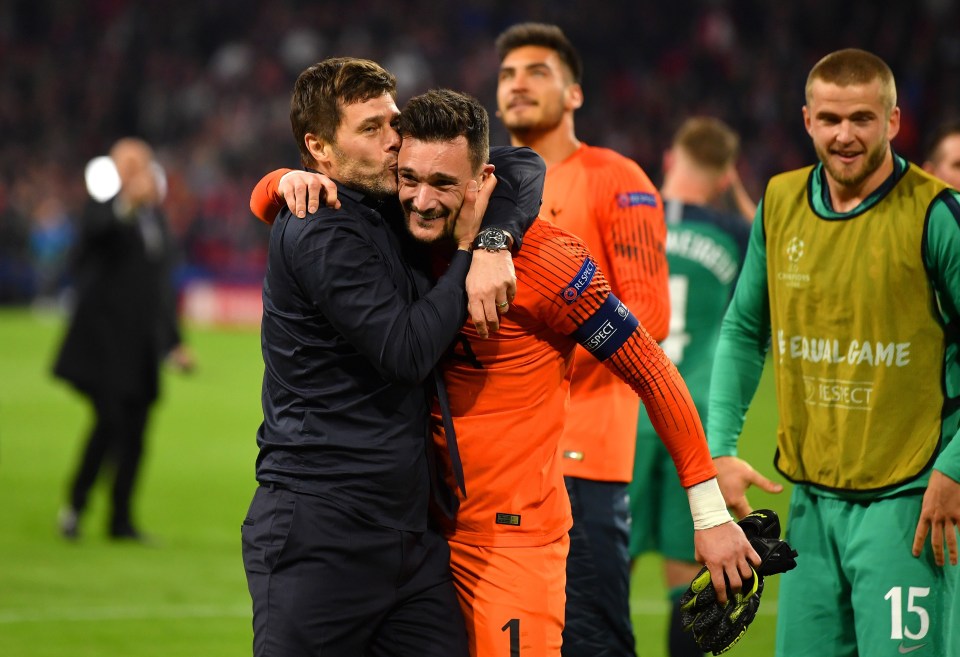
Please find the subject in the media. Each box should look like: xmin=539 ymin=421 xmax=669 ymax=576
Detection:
xmin=922 ymin=118 xmax=960 ymax=189
xmin=708 ymin=48 xmax=960 ymax=656
xmin=28 ymin=196 xmax=74 ymax=306
xmin=494 ymin=23 xmax=669 ymax=657
xmin=0 ymin=180 xmax=34 ymax=303
xmin=53 ymin=137 xmax=193 ymax=542
xmin=628 ymin=116 xmax=753 ymax=657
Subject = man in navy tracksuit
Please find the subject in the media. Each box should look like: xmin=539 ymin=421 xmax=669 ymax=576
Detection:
xmin=240 ymin=57 xmax=543 ymax=657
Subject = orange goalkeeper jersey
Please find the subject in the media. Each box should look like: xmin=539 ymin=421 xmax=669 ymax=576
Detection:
xmin=542 ymin=144 xmax=669 ymax=483
xmin=433 ymin=218 xmax=712 ymax=548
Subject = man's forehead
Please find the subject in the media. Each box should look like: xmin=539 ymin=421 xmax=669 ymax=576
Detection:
xmin=398 ymin=136 xmax=471 ymax=173
xmin=341 ymin=94 xmax=399 ymax=119
xmin=808 ymin=79 xmax=884 ymax=106
xmin=501 ymin=45 xmax=560 ymax=70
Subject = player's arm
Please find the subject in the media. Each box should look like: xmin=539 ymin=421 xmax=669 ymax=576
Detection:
xmin=926 ymin=191 xmax=960 ymax=484
xmin=707 ymin=202 xmax=771 ymax=454
xmin=250 ymin=168 xmax=340 ymax=225
xmin=596 ymin=162 xmax=670 ymax=340
xmin=581 ymin=289 xmax=760 ymax=601
xmin=726 ymin=164 xmax=758 ymax=222
xmin=535 ymin=227 xmax=759 ymax=601
xmin=537 ymin=227 xmax=714 ymax=488
xmin=485 ymin=146 xmax=545 ymax=251
xmin=912 ymin=191 xmax=960 ymax=566
xmin=703 ymin=201 xmax=784 ymax=518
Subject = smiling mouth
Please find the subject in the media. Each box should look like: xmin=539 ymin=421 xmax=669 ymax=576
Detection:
xmin=406 ymin=206 xmax=445 ymax=222
xmin=508 ymin=98 xmax=537 ymax=110
xmin=832 ymin=151 xmax=862 ymax=162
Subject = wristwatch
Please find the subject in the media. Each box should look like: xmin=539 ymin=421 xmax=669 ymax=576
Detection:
xmin=473 ymin=227 xmax=511 ymax=253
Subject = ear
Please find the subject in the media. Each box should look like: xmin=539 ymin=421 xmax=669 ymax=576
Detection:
xmin=565 ymin=83 xmax=584 ymax=111
xmin=478 ymin=163 xmax=496 ymax=189
xmin=305 ymin=133 xmax=329 ymax=168
xmin=887 ymin=106 xmax=901 ymax=142
xmin=662 ymin=149 xmax=675 ymax=173
xmin=802 ymin=106 xmax=813 ymax=137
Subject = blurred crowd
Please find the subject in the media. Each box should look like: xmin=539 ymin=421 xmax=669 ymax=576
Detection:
xmin=2 ymin=0 xmax=959 ymax=304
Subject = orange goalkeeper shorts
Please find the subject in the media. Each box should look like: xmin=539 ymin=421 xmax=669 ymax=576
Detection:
xmin=448 ymin=535 xmax=569 ymax=657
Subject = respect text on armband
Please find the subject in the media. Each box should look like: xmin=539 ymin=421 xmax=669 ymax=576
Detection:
xmin=561 ymin=258 xmax=597 ymax=305
xmin=571 ymin=294 xmax=638 ymax=361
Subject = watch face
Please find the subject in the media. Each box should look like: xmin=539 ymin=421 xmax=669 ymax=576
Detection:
xmin=480 ymin=229 xmax=507 ymax=250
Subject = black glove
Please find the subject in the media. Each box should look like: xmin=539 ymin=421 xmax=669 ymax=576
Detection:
xmin=679 ymin=509 xmax=798 ymax=655
xmin=681 ymin=565 xmax=763 ymax=655
xmin=736 ymin=509 xmax=798 ymax=577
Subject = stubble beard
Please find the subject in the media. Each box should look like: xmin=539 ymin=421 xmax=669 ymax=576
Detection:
xmin=818 ymin=138 xmax=889 ymax=188
xmin=500 ymin=101 xmax=563 ymax=142
xmin=403 ymin=207 xmax=456 ymax=245
xmin=332 ymin=145 xmax=397 ymax=198
xmin=341 ymin=167 xmax=396 ymax=198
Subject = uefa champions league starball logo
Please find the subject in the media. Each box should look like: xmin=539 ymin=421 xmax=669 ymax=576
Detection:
xmin=778 ymin=236 xmax=812 ymax=288
xmin=786 ymin=237 xmax=805 ymax=263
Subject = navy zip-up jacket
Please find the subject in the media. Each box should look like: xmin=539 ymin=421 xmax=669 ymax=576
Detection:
xmin=255 ymin=146 xmax=544 ymax=531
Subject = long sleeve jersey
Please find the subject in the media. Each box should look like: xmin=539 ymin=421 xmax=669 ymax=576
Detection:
xmin=433 ymin=218 xmax=712 ymax=547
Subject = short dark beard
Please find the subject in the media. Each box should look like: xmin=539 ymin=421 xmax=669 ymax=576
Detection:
xmin=348 ymin=176 xmax=395 ymax=199
xmin=331 ymin=143 xmax=397 ymax=198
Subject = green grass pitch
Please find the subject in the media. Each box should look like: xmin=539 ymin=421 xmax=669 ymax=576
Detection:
xmin=0 ymin=307 xmax=788 ymax=657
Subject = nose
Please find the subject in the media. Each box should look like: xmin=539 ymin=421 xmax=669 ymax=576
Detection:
xmin=499 ymin=71 xmax=526 ymax=95
xmin=413 ymin=185 xmax=439 ymax=212
xmin=835 ymin=119 xmax=855 ymax=144
xmin=385 ymin=124 xmax=401 ymax=152
xmin=509 ymin=71 xmax=528 ymax=91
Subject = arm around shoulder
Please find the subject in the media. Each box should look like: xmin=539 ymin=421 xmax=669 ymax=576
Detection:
xmin=250 ymin=168 xmax=293 ymax=225
xmin=485 ymin=146 xmax=546 ymax=251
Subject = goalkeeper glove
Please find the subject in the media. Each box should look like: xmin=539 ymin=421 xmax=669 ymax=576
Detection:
xmin=679 ymin=509 xmax=798 ymax=655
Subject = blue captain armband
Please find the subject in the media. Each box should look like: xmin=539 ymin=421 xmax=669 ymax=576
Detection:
xmin=570 ymin=293 xmax=639 ymax=361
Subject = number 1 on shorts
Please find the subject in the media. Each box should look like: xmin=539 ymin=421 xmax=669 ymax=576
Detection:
xmin=501 ymin=618 xmax=519 ymax=656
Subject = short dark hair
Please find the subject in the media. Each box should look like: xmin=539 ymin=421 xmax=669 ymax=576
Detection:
xmin=924 ymin=118 xmax=960 ymax=164
xmin=397 ymin=89 xmax=489 ymax=175
xmin=495 ymin=22 xmax=582 ymax=84
xmin=673 ymin=117 xmax=740 ymax=172
xmin=289 ymin=57 xmax=397 ymax=168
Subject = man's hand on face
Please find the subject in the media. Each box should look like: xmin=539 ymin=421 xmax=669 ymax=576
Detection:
xmin=279 ymin=170 xmax=341 ymax=216
xmin=467 ymin=249 xmax=516 ymax=338
xmin=454 ymin=172 xmax=507 ymax=339
xmin=454 ymin=173 xmax=498 ymax=251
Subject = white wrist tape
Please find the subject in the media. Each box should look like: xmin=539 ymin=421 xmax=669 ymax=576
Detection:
xmin=687 ymin=477 xmax=732 ymax=531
